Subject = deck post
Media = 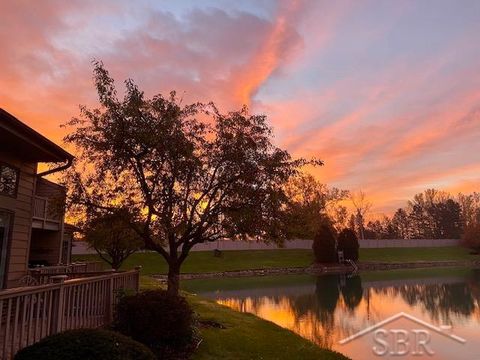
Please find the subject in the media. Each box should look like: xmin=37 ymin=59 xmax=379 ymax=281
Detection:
xmin=50 ymin=275 xmax=68 ymax=334
xmin=105 ymin=270 xmax=116 ymax=323
xmin=134 ymin=266 xmax=142 ymax=292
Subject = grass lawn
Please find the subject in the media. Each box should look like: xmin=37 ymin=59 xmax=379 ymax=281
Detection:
xmin=74 ymin=246 xmax=477 ymax=275
xmin=359 ymin=246 xmax=476 ymax=262
xmin=360 ymin=266 xmax=476 ymax=282
xmin=182 ymin=274 xmax=316 ymax=293
xmin=74 ymin=249 xmax=314 ymax=275
xmin=140 ymin=276 xmax=349 ymax=360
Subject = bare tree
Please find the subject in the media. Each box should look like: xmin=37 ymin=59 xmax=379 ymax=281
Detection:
xmin=350 ymin=190 xmax=372 ymax=240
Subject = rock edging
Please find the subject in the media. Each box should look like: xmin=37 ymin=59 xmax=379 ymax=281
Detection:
xmin=153 ymin=259 xmax=480 ymax=281
xmin=153 ymin=267 xmax=307 ymax=281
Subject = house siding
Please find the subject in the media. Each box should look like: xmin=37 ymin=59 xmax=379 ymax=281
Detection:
xmin=0 ymin=151 xmax=36 ymax=287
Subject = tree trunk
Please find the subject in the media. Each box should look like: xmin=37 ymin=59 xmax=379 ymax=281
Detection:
xmin=167 ymin=264 xmax=180 ymax=296
xmin=112 ymin=259 xmax=121 ymax=271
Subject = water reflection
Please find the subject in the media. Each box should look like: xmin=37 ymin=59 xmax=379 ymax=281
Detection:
xmin=371 ymin=269 xmax=480 ymax=323
xmin=195 ymin=269 xmax=480 ymax=357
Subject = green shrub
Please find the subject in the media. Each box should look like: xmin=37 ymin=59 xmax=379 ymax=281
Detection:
xmin=313 ymin=224 xmax=337 ymax=263
xmin=114 ymin=290 xmax=195 ymax=357
xmin=337 ymin=228 xmax=359 ymax=261
xmin=14 ymin=329 xmax=155 ymax=360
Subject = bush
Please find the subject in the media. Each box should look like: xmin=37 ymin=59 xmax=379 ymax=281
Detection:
xmin=313 ymin=224 xmax=337 ymax=263
xmin=337 ymin=228 xmax=359 ymax=261
xmin=14 ymin=329 xmax=155 ymax=360
xmin=462 ymin=224 xmax=480 ymax=252
xmin=114 ymin=290 xmax=195 ymax=357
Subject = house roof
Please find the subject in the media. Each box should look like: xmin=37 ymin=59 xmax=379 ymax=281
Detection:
xmin=0 ymin=108 xmax=73 ymax=162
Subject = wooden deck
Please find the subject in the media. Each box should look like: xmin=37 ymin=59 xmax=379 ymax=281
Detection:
xmin=0 ymin=269 xmax=139 ymax=359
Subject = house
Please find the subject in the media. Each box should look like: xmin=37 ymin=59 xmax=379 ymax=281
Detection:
xmin=0 ymin=108 xmax=74 ymax=288
xmin=0 ymin=109 xmax=140 ymax=358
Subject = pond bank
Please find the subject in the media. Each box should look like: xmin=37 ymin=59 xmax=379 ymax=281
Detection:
xmin=153 ymin=259 xmax=480 ymax=281
xmin=309 ymin=259 xmax=480 ymax=274
xmin=184 ymin=268 xmax=480 ymax=360
xmin=140 ymin=276 xmax=350 ymax=360
xmin=358 ymin=259 xmax=480 ymax=270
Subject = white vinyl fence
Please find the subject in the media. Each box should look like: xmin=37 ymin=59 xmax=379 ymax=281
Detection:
xmin=358 ymin=238 xmax=460 ymax=248
xmin=72 ymin=238 xmax=461 ymax=255
xmin=191 ymin=238 xmax=461 ymax=251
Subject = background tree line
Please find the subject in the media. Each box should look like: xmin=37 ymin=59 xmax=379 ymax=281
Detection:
xmin=363 ymin=189 xmax=480 ymax=240
xmin=285 ymin=182 xmax=480 ymax=242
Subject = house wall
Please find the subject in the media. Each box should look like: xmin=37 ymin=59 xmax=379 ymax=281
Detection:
xmin=0 ymin=151 xmax=36 ymax=287
xmin=61 ymin=230 xmax=73 ymax=264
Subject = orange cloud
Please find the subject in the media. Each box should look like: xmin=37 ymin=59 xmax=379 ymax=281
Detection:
xmin=232 ymin=0 xmax=305 ymax=106
xmin=385 ymin=90 xmax=480 ymax=161
xmin=1 ymin=1 xmax=480 ymax=215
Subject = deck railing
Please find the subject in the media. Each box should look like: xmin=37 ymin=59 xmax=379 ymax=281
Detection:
xmin=28 ymin=262 xmax=105 ymax=285
xmin=32 ymin=196 xmax=61 ymax=224
xmin=32 ymin=262 xmax=104 ymax=274
xmin=0 ymin=269 xmax=139 ymax=359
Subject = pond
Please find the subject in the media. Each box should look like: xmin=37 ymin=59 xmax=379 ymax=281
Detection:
xmin=184 ymin=268 xmax=480 ymax=359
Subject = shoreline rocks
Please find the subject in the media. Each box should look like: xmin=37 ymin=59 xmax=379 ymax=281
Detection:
xmin=152 ymin=259 xmax=480 ymax=281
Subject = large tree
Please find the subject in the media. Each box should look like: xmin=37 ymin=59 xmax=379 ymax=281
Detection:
xmin=391 ymin=208 xmax=410 ymax=239
xmin=458 ymin=193 xmax=480 ymax=228
xmin=407 ymin=189 xmax=461 ymax=239
xmin=65 ymin=62 xmax=320 ymax=295
xmin=284 ymin=173 xmax=348 ymax=238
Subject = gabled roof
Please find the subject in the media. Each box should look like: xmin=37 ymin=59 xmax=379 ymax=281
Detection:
xmin=0 ymin=108 xmax=73 ymax=162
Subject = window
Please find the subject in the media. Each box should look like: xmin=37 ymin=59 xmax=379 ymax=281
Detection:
xmin=0 ymin=164 xmax=19 ymax=196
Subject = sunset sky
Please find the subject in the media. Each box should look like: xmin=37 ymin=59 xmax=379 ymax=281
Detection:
xmin=1 ymin=0 xmax=480 ymax=215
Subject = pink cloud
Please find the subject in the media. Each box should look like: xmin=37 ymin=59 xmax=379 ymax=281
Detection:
xmin=231 ymin=0 xmax=306 ymax=105
xmin=1 ymin=0 xmax=480 ymax=214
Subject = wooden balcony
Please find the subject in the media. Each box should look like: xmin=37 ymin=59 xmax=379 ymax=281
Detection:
xmin=32 ymin=196 xmax=62 ymax=230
